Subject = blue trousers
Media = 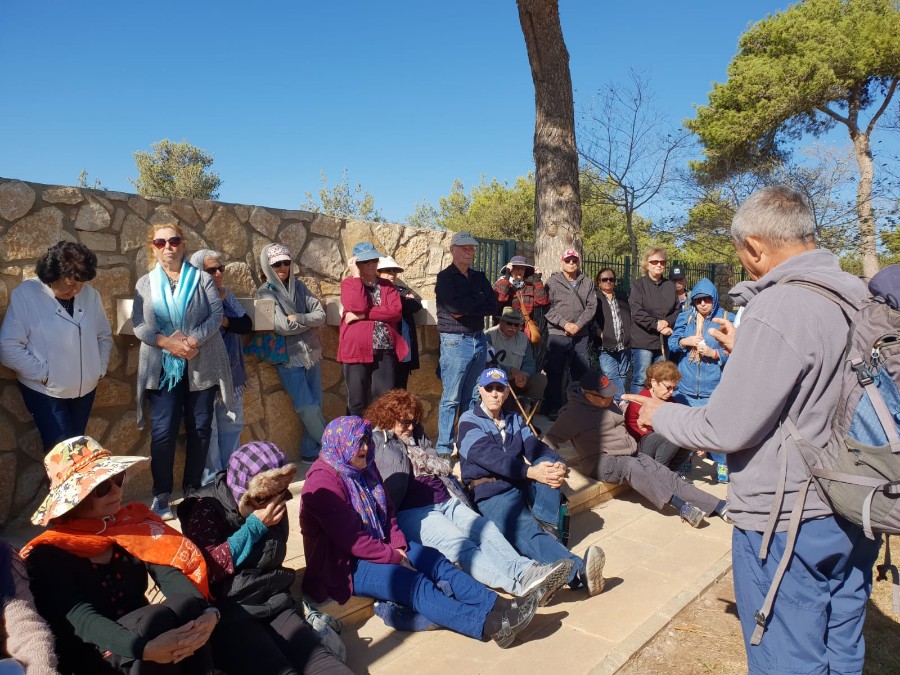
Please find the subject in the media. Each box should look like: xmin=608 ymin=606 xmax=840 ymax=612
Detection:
xmin=732 ymin=517 xmax=881 ymax=675
xmin=437 ymin=332 xmax=487 ymax=456
xmin=630 ymin=348 xmax=664 ymax=394
xmin=277 ymin=362 xmax=326 ymax=460
xmin=202 ymin=388 xmax=244 ymax=485
xmin=18 ymin=383 xmax=97 ymax=451
xmin=597 ymin=348 xmax=631 ymax=401
xmin=146 ymin=377 xmax=217 ymax=496
xmin=477 ymin=463 xmax=582 ymax=584
xmin=351 ymin=540 xmax=496 ymax=639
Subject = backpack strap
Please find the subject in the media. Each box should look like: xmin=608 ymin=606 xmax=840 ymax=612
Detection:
xmin=758 ymin=421 xmax=793 ymax=561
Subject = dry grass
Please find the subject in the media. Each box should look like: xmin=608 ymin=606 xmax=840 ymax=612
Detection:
xmin=617 ymin=536 xmax=900 ymax=675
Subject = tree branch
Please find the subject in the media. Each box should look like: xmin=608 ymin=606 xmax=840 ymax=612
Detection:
xmin=865 ymin=76 xmax=899 ymax=137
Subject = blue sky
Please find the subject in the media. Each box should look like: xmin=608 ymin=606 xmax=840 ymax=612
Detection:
xmin=0 ymin=1 xmax=874 ymax=223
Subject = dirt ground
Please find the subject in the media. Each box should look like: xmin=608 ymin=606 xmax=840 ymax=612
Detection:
xmin=617 ymin=535 xmax=900 ymax=675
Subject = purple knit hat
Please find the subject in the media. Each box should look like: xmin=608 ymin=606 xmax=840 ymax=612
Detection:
xmin=227 ymin=441 xmax=287 ymax=504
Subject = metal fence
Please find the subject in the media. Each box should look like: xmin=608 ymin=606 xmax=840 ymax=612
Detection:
xmin=473 ymin=237 xmax=517 ymax=283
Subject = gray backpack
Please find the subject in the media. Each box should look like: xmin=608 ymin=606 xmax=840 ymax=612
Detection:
xmin=751 ymin=273 xmax=900 ymax=646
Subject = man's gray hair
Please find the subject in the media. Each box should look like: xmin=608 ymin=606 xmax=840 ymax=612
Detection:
xmin=731 ymin=186 xmax=815 ymax=246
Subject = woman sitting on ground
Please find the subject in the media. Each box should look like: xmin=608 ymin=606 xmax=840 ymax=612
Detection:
xmin=624 ymin=361 xmax=693 ymax=473
xmin=300 ymin=417 xmax=538 ymax=648
xmin=545 ymin=372 xmax=729 ymax=528
xmin=457 ymin=368 xmax=605 ymax=603
xmin=177 ymin=441 xmax=350 ymax=675
xmin=366 ymin=389 xmax=571 ymax=601
xmin=1 ymin=539 xmax=58 ymax=675
xmin=21 ymin=437 xmax=216 ymax=675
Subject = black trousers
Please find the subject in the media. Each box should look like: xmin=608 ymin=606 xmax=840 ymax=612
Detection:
xmin=638 ymin=432 xmax=691 ymax=470
xmin=342 ymin=350 xmax=397 ymax=416
xmin=543 ymin=333 xmax=591 ymax=414
xmin=211 ymin=607 xmax=351 ymax=675
xmin=108 ymin=594 xmax=213 ymax=675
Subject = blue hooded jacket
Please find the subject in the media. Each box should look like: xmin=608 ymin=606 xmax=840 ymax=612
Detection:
xmin=668 ymin=278 xmax=734 ymax=400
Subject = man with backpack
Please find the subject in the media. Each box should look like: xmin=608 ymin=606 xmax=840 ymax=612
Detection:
xmin=624 ymin=186 xmax=886 ymax=674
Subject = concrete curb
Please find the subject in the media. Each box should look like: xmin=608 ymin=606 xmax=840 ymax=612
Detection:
xmin=589 ymin=550 xmax=734 ymax=675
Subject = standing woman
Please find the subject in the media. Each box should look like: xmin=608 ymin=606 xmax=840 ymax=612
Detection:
xmin=338 ymin=242 xmax=408 ymax=415
xmin=377 ymin=256 xmax=421 ymax=390
xmin=628 ymin=247 xmax=678 ymax=394
xmin=257 ymin=243 xmax=327 ymax=463
xmin=0 ymin=241 xmax=112 ymax=451
xmin=189 ymin=250 xmax=252 ymax=485
xmin=132 ymin=223 xmax=232 ymax=520
xmin=592 ymin=268 xmax=632 ymax=400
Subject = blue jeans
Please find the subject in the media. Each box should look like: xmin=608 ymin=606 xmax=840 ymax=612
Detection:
xmin=397 ymin=494 xmax=535 ymax=595
xmin=147 ymin=377 xmax=217 ymax=496
xmin=544 ymin=333 xmax=591 ymax=414
xmin=437 ymin=332 xmax=487 ymax=456
xmin=476 ymin=461 xmax=582 ymax=583
xmin=597 ymin=348 xmax=632 ymax=400
xmin=18 ymin=383 xmax=97 ymax=451
xmin=630 ymin=348 xmax=663 ymax=394
xmin=680 ymin=392 xmax=725 ymax=465
xmin=202 ymin=389 xmax=244 ymax=485
xmin=277 ymin=363 xmax=326 ymax=460
xmin=351 ymin=540 xmax=496 ymax=639
xmin=732 ymin=517 xmax=880 ymax=675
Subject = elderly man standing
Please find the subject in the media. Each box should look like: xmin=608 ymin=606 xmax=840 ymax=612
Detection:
xmin=435 ymin=231 xmax=498 ymax=458
xmin=624 ymin=186 xmax=882 ymax=675
xmin=485 ymin=307 xmax=548 ymax=406
xmin=543 ymin=248 xmax=597 ymax=420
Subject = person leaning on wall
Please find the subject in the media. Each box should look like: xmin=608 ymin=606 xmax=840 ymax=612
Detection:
xmin=0 ymin=241 xmax=112 ymax=452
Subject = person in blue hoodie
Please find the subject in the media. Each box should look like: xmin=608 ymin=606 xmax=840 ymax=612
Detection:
xmin=667 ymin=278 xmax=734 ymax=483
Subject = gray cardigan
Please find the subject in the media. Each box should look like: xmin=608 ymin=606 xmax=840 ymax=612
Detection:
xmin=132 ymin=267 xmax=233 ymax=429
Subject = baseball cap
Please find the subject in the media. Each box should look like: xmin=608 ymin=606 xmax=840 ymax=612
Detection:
xmin=670 ymin=266 xmax=686 ymax=279
xmin=450 ymin=231 xmax=479 ymax=247
xmin=580 ymin=371 xmax=618 ymax=397
xmin=267 ymin=244 xmax=292 ymax=265
xmin=478 ymin=368 xmax=509 ymax=389
xmin=561 ymin=249 xmax=580 ymax=261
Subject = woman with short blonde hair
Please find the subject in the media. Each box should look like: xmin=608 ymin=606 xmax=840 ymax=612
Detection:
xmin=628 ymin=246 xmax=678 ymax=394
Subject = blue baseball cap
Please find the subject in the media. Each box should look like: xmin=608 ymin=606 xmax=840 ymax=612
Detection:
xmin=478 ymin=368 xmax=509 ymax=388
xmin=352 ymin=241 xmax=385 ymax=262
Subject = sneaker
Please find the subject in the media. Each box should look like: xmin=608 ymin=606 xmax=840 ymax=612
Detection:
xmin=716 ymin=463 xmax=729 ymax=484
xmin=519 ymin=559 xmax=573 ymax=604
xmin=679 ymin=502 xmax=705 ymax=528
xmin=580 ymin=545 xmax=606 ymax=597
xmin=488 ymin=592 xmax=539 ymax=648
xmin=151 ymin=493 xmax=174 ymax=521
xmin=718 ymin=506 xmax=733 ymax=525
xmin=307 ymin=610 xmax=348 ymax=662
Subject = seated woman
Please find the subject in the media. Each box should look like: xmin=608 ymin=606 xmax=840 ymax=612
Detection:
xmin=544 ymin=372 xmax=729 ymax=528
xmin=178 ymin=441 xmax=349 ymax=675
xmin=1 ymin=539 xmax=57 ymax=675
xmin=300 ymin=417 xmax=537 ymax=648
xmin=366 ymin=390 xmax=571 ymax=600
xmin=457 ymin=368 xmax=605 ymax=602
xmin=624 ymin=361 xmax=693 ymax=473
xmin=21 ymin=436 xmax=217 ymax=675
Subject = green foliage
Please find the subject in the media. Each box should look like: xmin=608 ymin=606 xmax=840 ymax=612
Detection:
xmin=131 ymin=139 xmax=222 ymax=200
xmin=687 ymin=0 xmax=900 ymax=179
xmin=302 ymin=169 xmax=383 ymax=222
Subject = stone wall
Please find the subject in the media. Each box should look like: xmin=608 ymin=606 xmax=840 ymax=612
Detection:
xmin=0 ymin=178 xmax=453 ymax=528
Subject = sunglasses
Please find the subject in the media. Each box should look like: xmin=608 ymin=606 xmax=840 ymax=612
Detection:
xmin=501 ymin=321 xmax=523 ymax=329
xmin=93 ymin=472 xmax=126 ymax=498
xmin=599 ymin=277 xmax=616 ymax=283
xmin=271 ymin=260 xmax=292 ymax=269
xmin=399 ymin=419 xmax=416 ymax=428
xmin=648 ymin=259 xmax=666 ymax=266
xmin=693 ymin=297 xmax=713 ymax=305
xmin=204 ymin=265 xmax=225 ymax=274
xmin=563 ymin=257 xmax=579 ymax=264
xmin=483 ymin=384 xmax=507 ymax=393
xmin=152 ymin=236 xmax=183 ymax=249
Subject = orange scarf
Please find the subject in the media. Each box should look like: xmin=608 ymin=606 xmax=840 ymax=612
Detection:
xmin=20 ymin=502 xmax=209 ymax=598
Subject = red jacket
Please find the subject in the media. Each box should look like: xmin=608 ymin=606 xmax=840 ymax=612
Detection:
xmin=624 ymin=387 xmax=653 ymax=441
xmin=337 ymin=278 xmax=409 ymax=364
xmin=299 ymin=460 xmax=407 ymax=604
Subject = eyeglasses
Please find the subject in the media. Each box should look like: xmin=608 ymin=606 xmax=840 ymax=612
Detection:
xmin=483 ymin=384 xmax=507 ymax=393
xmin=204 ymin=265 xmax=225 ymax=275
xmin=652 ymin=380 xmax=676 ymax=392
xmin=399 ymin=419 xmax=416 ymax=428
xmin=93 ymin=472 xmax=126 ymax=498
xmin=648 ymin=259 xmax=666 ymax=266
xmin=599 ymin=277 xmax=616 ymax=283
xmin=152 ymin=236 xmax=183 ymax=249
xmin=271 ymin=260 xmax=292 ymax=269
xmin=502 ymin=321 xmax=523 ymax=329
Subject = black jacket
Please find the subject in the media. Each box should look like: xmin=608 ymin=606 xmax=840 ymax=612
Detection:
xmin=628 ymin=276 xmax=679 ymax=350
xmin=435 ymin=264 xmax=497 ymax=334
xmin=395 ymin=282 xmax=422 ymax=370
xmin=593 ymin=291 xmax=632 ymax=351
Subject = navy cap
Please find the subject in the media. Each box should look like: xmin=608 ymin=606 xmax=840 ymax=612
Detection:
xmin=478 ymin=368 xmax=509 ymax=388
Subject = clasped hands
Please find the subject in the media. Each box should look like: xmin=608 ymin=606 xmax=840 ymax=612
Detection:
xmin=527 ymin=461 xmax=567 ymax=489
xmin=142 ymin=610 xmax=217 ymax=664
xmin=159 ymin=331 xmax=199 ymax=360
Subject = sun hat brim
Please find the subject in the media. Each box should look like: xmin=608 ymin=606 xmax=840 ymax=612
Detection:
xmin=31 ymin=455 xmax=149 ymax=526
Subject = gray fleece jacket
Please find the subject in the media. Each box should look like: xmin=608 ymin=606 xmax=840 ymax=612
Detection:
xmin=653 ymin=248 xmax=868 ymax=532
xmin=544 ymin=271 xmax=597 ymax=337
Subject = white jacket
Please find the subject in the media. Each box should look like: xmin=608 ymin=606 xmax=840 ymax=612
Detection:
xmin=0 ymin=279 xmax=112 ymax=399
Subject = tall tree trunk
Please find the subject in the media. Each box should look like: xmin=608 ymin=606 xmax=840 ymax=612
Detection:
xmin=850 ymin=131 xmax=879 ymax=278
xmin=517 ymin=0 xmax=582 ymax=275
xmin=625 ymin=205 xmax=639 ymax=280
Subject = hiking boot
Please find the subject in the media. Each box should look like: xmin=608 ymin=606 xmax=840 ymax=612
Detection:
xmin=518 ymin=559 xmax=572 ymax=597
xmin=716 ymin=463 xmax=729 ymax=484
xmin=679 ymin=502 xmax=705 ymax=528
xmin=151 ymin=493 xmax=174 ymax=521
xmin=484 ymin=592 xmax=539 ymax=648
xmin=580 ymin=545 xmax=606 ymax=597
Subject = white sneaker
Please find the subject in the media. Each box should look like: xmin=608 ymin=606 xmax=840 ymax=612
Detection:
xmin=581 ymin=546 xmax=606 ymax=597
xmin=151 ymin=493 xmax=174 ymax=521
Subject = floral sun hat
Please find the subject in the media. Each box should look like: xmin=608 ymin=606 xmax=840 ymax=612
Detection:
xmin=31 ymin=436 xmax=149 ymax=526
